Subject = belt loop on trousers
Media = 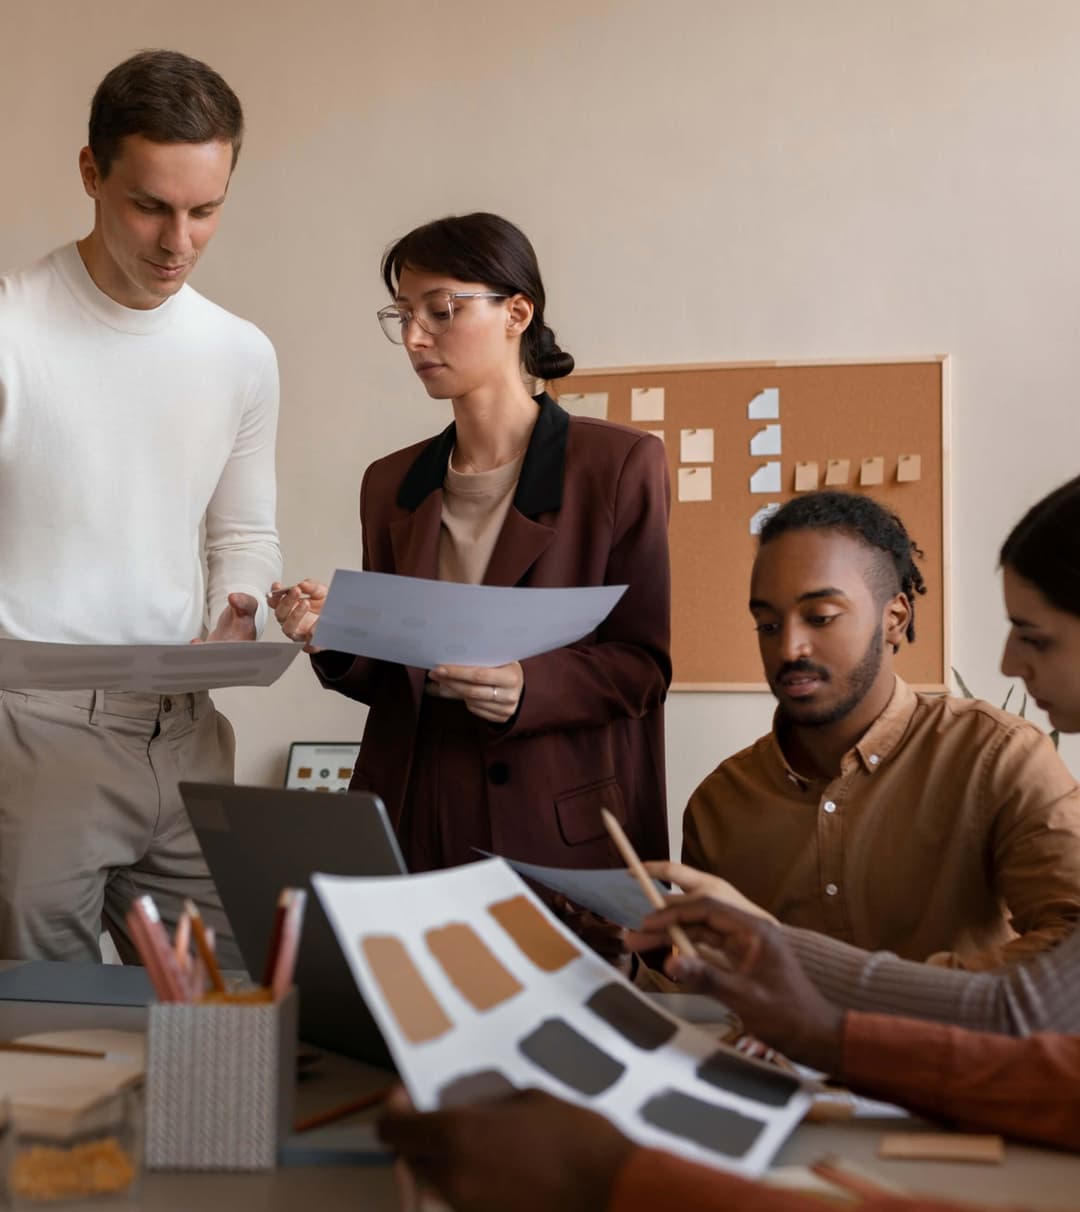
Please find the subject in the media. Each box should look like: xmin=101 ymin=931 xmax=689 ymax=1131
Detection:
xmin=188 ymin=692 xmax=200 ymax=721
xmin=88 ymin=689 xmax=101 ymax=725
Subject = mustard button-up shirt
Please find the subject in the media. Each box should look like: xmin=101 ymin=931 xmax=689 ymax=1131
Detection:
xmin=683 ymin=677 xmax=1080 ymax=970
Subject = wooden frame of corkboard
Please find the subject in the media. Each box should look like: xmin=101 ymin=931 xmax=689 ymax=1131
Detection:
xmin=555 ymin=357 xmax=950 ymax=691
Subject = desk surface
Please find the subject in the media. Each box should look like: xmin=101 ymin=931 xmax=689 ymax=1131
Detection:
xmin=2 ymin=987 xmax=1075 ymax=1210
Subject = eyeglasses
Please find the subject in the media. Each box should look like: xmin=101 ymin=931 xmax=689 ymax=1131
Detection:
xmin=376 ymin=291 xmax=508 ymax=343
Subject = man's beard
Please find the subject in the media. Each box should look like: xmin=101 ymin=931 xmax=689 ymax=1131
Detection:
xmin=774 ymin=622 xmax=884 ymax=728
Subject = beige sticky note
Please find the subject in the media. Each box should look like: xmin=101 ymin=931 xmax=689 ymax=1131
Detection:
xmin=824 ymin=458 xmax=850 ymax=486
xmin=678 ymin=466 xmax=712 ymax=502
xmin=559 ymin=392 xmax=608 ymax=420
xmin=794 ymin=461 xmax=819 ymax=492
xmin=860 ymin=457 xmax=884 ymax=486
xmin=897 ymin=454 xmax=922 ymax=483
xmin=647 ymin=429 xmax=665 ymax=443
xmin=878 ymin=1133 xmax=1003 ymax=1164
xmin=680 ymin=428 xmax=714 ymax=463
xmin=631 ymin=387 xmax=664 ymax=422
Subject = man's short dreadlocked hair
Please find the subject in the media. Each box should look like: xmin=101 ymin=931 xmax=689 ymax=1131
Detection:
xmin=758 ymin=491 xmax=927 ymax=643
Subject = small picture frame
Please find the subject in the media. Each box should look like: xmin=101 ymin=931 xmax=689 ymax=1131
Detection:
xmin=284 ymin=742 xmax=361 ymax=794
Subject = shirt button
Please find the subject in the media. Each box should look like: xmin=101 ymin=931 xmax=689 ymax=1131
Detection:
xmin=868 ymin=754 xmax=880 ymax=766
xmin=162 ymin=697 xmax=172 ymax=713
xmin=487 ymin=762 xmax=510 ymax=786
xmin=823 ymin=800 xmax=837 ymax=814
xmin=825 ymin=883 xmax=839 ymax=896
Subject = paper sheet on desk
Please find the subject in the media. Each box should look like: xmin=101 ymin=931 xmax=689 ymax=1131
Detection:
xmin=0 ymin=638 xmax=300 ymax=692
xmin=313 ymin=571 xmax=627 ymax=667
xmin=314 ymin=860 xmax=813 ymax=1180
xmin=477 ymin=851 xmax=664 ymax=929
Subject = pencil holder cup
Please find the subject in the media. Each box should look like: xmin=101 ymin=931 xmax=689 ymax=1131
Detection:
xmin=144 ymin=988 xmax=297 ymax=1171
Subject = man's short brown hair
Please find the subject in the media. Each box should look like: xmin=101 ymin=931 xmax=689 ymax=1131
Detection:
xmin=88 ymin=49 xmax=244 ymax=178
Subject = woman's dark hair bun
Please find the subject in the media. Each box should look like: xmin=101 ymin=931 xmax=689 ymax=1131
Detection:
xmin=533 ymin=324 xmax=575 ymax=380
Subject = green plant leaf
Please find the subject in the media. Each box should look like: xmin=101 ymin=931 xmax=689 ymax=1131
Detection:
xmin=1051 ymin=729 xmax=1061 ymax=749
xmin=951 ymin=666 xmax=975 ymax=699
xmin=1001 ymin=685 xmax=1013 ymax=711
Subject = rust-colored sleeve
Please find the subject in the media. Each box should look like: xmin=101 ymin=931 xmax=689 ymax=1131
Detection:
xmin=607 ymin=1147 xmax=1004 ymax=1212
xmin=842 ymin=1012 xmax=1080 ymax=1151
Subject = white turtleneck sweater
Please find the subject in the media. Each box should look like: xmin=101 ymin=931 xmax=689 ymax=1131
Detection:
xmin=0 ymin=243 xmax=281 ymax=644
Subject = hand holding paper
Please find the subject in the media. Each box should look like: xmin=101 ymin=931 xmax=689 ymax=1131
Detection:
xmin=198 ymin=592 xmax=259 ymax=644
xmin=426 ymin=660 xmax=523 ymax=724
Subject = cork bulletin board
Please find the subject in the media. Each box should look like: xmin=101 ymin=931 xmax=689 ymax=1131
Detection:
xmin=555 ymin=359 xmax=949 ymax=690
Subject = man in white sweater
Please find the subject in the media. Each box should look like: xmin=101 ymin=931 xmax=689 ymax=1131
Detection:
xmin=0 ymin=50 xmax=281 ymax=965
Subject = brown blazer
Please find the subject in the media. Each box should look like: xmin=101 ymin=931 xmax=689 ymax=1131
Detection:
xmin=313 ymin=394 xmax=671 ymax=869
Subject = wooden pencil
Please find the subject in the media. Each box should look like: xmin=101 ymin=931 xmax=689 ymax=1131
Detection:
xmin=600 ymin=808 xmax=699 ymax=960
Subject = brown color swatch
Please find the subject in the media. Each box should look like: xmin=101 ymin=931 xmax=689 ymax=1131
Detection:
xmin=361 ymin=935 xmax=452 ymax=1043
xmin=424 ymin=923 xmax=523 ymax=1011
xmin=487 ymin=895 xmax=580 ymax=972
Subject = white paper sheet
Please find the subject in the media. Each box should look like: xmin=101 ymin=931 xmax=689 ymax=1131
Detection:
xmin=559 ymin=392 xmax=609 ymax=420
xmin=313 ymin=571 xmax=627 ymax=668
xmin=631 ymin=387 xmax=665 ymax=422
xmin=680 ymin=428 xmax=714 ymax=464
xmin=749 ymin=424 xmax=782 ymax=457
xmin=477 ymin=851 xmax=662 ymax=929
xmin=749 ymin=503 xmax=780 ymax=536
xmin=749 ymin=462 xmax=782 ymax=494
xmin=0 ymin=638 xmax=300 ymax=692
xmin=314 ymin=861 xmax=812 ymax=1179
xmin=747 ymin=388 xmax=780 ymax=420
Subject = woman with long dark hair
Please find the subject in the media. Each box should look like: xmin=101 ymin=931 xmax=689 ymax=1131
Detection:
xmin=272 ymin=213 xmax=671 ymax=873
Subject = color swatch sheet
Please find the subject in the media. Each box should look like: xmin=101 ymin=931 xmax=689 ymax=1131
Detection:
xmin=313 ymin=571 xmax=626 ymax=667
xmin=0 ymin=638 xmax=299 ymax=692
xmin=314 ymin=860 xmax=811 ymax=1178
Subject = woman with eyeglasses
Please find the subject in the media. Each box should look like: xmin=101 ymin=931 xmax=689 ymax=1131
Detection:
xmin=270 ymin=212 xmax=671 ymax=874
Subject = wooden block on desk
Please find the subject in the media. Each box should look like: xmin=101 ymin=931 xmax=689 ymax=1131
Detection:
xmin=878 ymin=1133 xmax=1004 ymax=1163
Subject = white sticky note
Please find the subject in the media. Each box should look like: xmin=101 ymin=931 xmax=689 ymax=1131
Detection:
xmin=824 ymin=458 xmax=850 ymax=486
xmin=680 ymin=428 xmax=714 ymax=463
xmin=631 ymin=387 xmax=665 ymax=422
xmin=750 ymin=503 xmax=780 ymax=535
xmin=560 ymin=392 xmax=608 ymax=420
xmin=749 ymin=424 xmax=782 ymax=457
xmin=794 ymin=461 xmax=819 ymax=492
xmin=860 ymin=457 xmax=885 ymax=486
xmin=750 ymin=461 xmax=782 ymax=494
xmin=897 ymin=454 xmax=922 ymax=483
xmin=747 ymin=387 xmax=780 ymax=420
xmin=678 ymin=466 xmax=712 ymax=502
xmin=647 ymin=429 xmax=665 ymax=443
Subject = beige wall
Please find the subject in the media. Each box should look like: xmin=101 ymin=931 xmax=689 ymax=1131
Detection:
xmin=3 ymin=0 xmax=1078 ymax=851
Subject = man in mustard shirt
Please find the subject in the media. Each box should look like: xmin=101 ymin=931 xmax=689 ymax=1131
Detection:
xmin=666 ymin=491 xmax=1080 ymax=971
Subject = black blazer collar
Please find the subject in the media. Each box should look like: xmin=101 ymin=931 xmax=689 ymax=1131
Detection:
xmin=396 ymin=392 xmax=569 ymax=516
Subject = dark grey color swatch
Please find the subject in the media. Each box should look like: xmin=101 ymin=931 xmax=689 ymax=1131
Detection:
xmin=518 ymin=1017 xmax=625 ymax=1096
xmin=585 ymin=982 xmax=678 ymax=1051
xmin=640 ymin=1089 xmax=763 ymax=1158
xmin=697 ymin=1049 xmax=799 ymax=1108
xmin=437 ymin=1069 xmax=517 ymax=1109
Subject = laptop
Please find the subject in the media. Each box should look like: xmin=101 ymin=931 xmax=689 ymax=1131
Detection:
xmin=180 ymin=781 xmax=405 ymax=1068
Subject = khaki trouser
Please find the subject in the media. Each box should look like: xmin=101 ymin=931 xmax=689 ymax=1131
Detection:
xmin=0 ymin=687 xmax=241 ymax=969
